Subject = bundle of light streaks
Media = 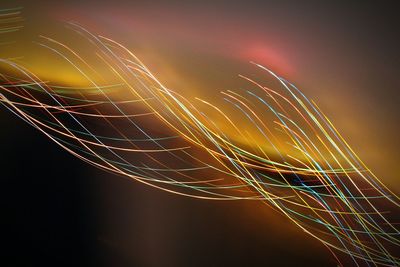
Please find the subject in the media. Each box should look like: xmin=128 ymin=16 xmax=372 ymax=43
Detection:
xmin=0 ymin=22 xmax=399 ymax=266
xmin=0 ymin=7 xmax=22 ymax=34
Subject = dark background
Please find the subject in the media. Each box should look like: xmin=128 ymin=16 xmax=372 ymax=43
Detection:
xmin=1 ymin=1 xmax=399 ymax=266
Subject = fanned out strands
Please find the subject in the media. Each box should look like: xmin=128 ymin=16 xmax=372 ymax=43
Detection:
xmin=0 ymin=22 xmax=399 ymax=266
xmin=0 ymin=7 xmax=23 ymax=35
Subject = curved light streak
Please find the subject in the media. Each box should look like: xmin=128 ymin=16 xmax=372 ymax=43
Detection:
xmin=0 ymin=14 xmax=399 ymax=266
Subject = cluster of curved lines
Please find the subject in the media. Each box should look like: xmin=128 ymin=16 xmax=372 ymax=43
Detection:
xmin=0 ymin=8 xmax=399 ymax=266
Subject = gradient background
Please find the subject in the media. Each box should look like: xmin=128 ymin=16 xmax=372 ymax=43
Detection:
xmin=1 ymin=1 xmax=399 ymax=266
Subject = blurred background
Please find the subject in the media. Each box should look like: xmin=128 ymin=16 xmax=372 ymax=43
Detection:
xmin=1 ymin=1 xmax=399 ymax=266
